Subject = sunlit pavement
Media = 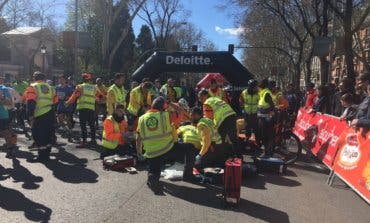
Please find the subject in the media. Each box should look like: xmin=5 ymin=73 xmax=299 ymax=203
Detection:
xmin=0 ymin=133 xmax=369 ymax=223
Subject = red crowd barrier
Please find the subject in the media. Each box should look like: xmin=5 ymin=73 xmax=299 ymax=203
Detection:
xmin=333 ymin=128 xmax=370 ymax=203
xmin=293 ymin=108 xmax=348 ymax=167
xmin=293 ymin=108 xmax=370 ymax=203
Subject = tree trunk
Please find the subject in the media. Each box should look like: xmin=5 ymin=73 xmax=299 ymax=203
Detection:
xmin=320 ymin=57 xmax=329 ymax=84
xmin=320 ymin=0 xmax=329 ymax=84
xmin=343 ymin=0 xmax=355 ymax=82
xmin=305 ymin=47 xmax=313 ymax=83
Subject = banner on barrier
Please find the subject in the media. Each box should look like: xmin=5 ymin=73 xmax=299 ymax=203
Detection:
xmin=293 ymin=108 xmax=348 ymax=167
xmin=333 ymin=128 xmax=370 ymax=203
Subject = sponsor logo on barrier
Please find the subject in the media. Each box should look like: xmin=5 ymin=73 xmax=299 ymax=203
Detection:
xmin=338 ymin=133 xmax=361 ymax=170
xmin=165 ymin=55 xmax=211 ymax=65
xmin=317 ymin=128 xmax=339 ymax=148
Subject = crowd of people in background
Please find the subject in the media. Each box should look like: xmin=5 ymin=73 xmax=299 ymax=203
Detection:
xmin=303 ymin=72 xmax=370 ymax=129
xmin=1 ymin=70 xmax=370 ymax=194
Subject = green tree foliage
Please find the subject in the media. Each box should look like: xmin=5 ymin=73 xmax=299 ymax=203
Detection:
xmin=136 ymin=25 xmax=154 ymax=55
xmin=109 ymin=5 xmax=135 ymax=73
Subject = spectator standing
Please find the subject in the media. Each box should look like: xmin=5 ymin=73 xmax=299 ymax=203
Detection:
xmin=332 ymin=78 xmax=353 ymax=116
xmin=340 ymin=93 xmax=357 ymax=122
xmin=312 ymin=85 xmax=329 ymax=113
xmin=304 ymin=82 xmax=317 ymax=110
xmin=0 ymin=75 xmax=17 ymax=158
xmin=55 ymin=74 xmax=74 ymax=137
xmin=351 ymin=82 xmax=370 ymax=130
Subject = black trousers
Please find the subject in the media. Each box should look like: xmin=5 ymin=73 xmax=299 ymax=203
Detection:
xmin=15 ymin=103 xmax=26 ymax=130
xmin=186 ymin=143 xmax=230 ymax=170
xmin=78 ymin=109 xmax=96 ymax=142
xmin=218 ymin=114 xmax=238 ymax=155
xmin=245 ymin=113 xmax=258 ymax=139
xmin=95 ymin=103 xmax=107 ymax=125
xmin=147 ymin=142 xmax=192 ymax=183
xmin=257 ymin=116 xmax=275 ymax=156
xmin=32 ymin=110 xmax=55 ymax=147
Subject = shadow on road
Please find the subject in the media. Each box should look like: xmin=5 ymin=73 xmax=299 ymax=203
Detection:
xmin=16 ymin=147 xmax=99 ymax=184
xmin=0 ymin=184 xmax=52 ymax=222
xmin=162 ymin=182 xmax=290 ymax=223
xmin=10 ymin=158 xmax=43 ymax=189
xmin=292 ymin=152 xmax=330 ymax=175
xmin=244 ymin=172 xmax=301 ymax=190
xmin=42 ymin=148 xmax=99 ymax=184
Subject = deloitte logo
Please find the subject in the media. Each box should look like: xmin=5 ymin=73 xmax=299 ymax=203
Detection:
xmin=166 ymin=55 xmax=211 ymax=65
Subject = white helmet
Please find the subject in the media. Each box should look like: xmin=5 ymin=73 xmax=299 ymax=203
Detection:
xmin=178 ymin=98 xmax=189 ymax=111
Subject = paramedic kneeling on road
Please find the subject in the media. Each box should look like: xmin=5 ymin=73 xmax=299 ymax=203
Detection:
xmin=187 ymin=107 xmax=229 ymax=169
xmin=100 ymin=104 xmax=129 ymax=159
xmin=198 ymin=90 xmax=238 ymax=154
xmin=136 ymin=97 xmax=190 ymax=194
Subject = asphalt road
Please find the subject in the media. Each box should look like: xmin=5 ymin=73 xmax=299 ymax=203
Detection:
xmin=0 ymin=132 xmax=369 ymax=223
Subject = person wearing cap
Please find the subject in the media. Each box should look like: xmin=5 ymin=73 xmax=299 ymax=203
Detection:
xmin=66 ymin=73 xmax=98 ymax=148
xmin=198 ymin=89 xmax=238 ymax=155
xmin=95 ymin=77 xmax=108 ymax=126
xmin=106 ymin=73 xmax=127 ymax=116
xmin=25 ymin=71 xmax=58 ymax=161
xmin=256 ymin=79 xmax=275 ymax=157
xmin=136 ymin=96 xmax=192 ymax=194
xmin=240 ymin=79 xmax=259 ymax=141
xmin=304 ymin=82 xmax=317 ymax=110
xmin=100 ymin=104 xmax=129 ymax=159
xmin=208 ymin=78 xmax=226 ymax=101
xmin=160 ymin=78 xmax=177 ymax=103
xmin=0 ymin=75 xmax=18 ymax=158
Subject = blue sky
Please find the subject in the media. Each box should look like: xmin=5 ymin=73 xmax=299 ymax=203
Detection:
xmin=52 ymin=0 xmax=243 ymax=59
xmin=133 ymin=0 xmax=243 ymax=58
xmin=133 ymin=0 xmax=242 ymax=50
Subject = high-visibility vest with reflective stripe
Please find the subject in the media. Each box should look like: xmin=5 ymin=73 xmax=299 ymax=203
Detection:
xmin=208 ymin=88 xmax=223 ymax=99
xmin=197 ymin=118 xmax=222 ymax=145
xmin=204 ymin=97 xmax=236 ymax=129
xmin=102 ymin=116 xmax=120 ymax=149
xmin=258 ymin=88 xmax=272 ymax=110
xmin=127 ymin=86 xmax=143 ymax=116
xmin=109 ymin=84 xmax=126 ymax=106
xmin=272 ymin=91 xmax=283 ymax=106
xmin=178 ymin=125 xmax=201 ymax=149
xmin=139 ymin=111 xmax=174 ymax=158
xmin=31 ymin=82 xmax=54 ymax=118
xmin=77 ymin=83 xmax=96 ymax=110
xmin=242 ymin=90 xmax=259 ymax=115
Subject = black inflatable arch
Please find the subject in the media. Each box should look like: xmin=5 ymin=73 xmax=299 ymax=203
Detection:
xmin=131 ymin=51 xmax=254 ymax=87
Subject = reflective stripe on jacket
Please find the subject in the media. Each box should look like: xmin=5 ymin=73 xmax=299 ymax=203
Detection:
xmin=77 ymin=83 xmax=96 ymax=110
xmin=138 ymin=111 xmax=174 ymax=158
xmin=203 ymin=97 xmax=236 ymax=129
xmin=31 ymin=82 xmax=54 ymax=117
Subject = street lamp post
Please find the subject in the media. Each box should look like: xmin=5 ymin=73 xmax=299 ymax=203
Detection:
xmin=40 ymin=44 xmax=47 ymax=74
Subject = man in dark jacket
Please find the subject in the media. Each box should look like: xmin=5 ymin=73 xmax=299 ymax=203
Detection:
xmin=351 ymin=83 xmax=370 ymax=129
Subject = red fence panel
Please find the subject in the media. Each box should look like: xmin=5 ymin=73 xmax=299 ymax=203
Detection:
xmin=333 ymin=128 xmax=370 ymax=203
xmin=293 ymin=108 xmax=347 ymax=167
